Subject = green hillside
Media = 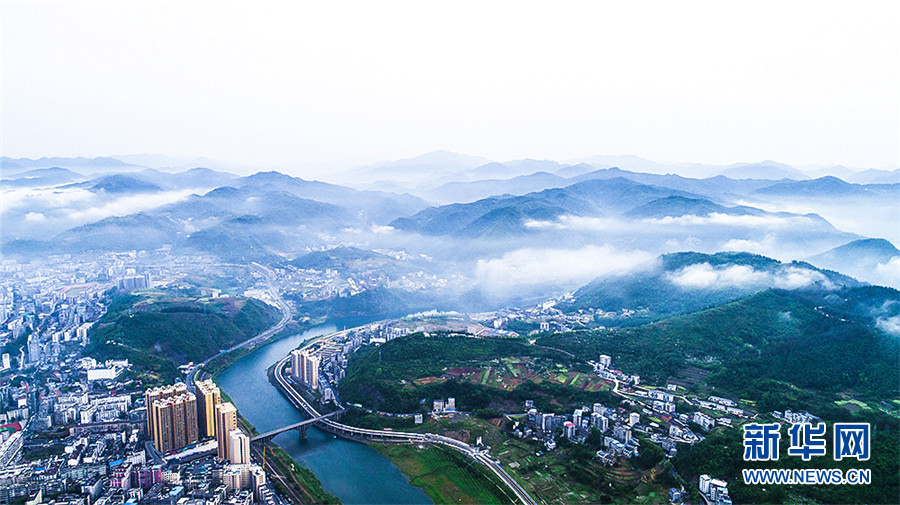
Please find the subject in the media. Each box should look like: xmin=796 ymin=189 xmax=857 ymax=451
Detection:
xmin=563 ymin=251 xmax=859 ymax=324
xmin=88 ymin=291 xmax=281 ymax=382
xmin=339 ymin=333 xmax=620 ymax=414
xmin=541 ymin=286 xmax=899 ymax=410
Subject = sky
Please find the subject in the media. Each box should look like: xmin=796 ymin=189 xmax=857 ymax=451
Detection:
xmin=2 ymin=1 xmax=898 ymax=175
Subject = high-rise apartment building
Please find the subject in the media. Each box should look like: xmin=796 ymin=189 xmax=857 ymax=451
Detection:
xmin=290 ymin=349 xmax=320 ymax=390
xmin=228 ymin=428 xmax=250 ymax=464
xmin=145 ymin=383 xmax=198 ymax=453
xmin=195 ymin=379 xmax=221 ymax=439
xmin=290 ymin=350 xmax=303 ymax=381
xmin=215 ymin=402 xmax=238 ymax=461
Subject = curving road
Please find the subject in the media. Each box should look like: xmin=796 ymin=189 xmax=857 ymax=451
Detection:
xmin=187 ymin=262 xmax=293 ymax=391
xmin=271 ymin=341 xmax=538 ymax=505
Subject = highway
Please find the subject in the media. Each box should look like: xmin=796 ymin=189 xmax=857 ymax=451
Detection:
xmin=271 ymin=347 xmax=538 ymax=505
xmin=187 ymin=262 xmax=293 ymax=391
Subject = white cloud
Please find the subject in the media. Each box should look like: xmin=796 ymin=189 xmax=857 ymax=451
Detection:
xmin=475 ymin=245 xmax=655 ymax=295
xmin=874 ymin=257 xmax=900 ymax=289
xmin=524 ymin=216 xmax=634 ymax=232
xmin=643 ymin=213 xmax=818 ymax=229
xmin=24 ymin=212 xmax=47 ymax=221
xmin=1 ymin=186 xmax=96 ymax=212
xmin=370 ymin=224 xmax=395 ymax=234
xmin=721 ymin=238 xmax=763 ymax=252
xmin=666 ymin=263 xmax=835 ymax=290
xmin=64 ymin=190 xmax=195 ymax=222
xmin=876 ymin=316 xmax=900 ymax=336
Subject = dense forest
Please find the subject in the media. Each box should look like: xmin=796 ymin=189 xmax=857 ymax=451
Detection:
xmin=87 ymin=291 xmax=281 ymax=382
xmin=338 ymin=333 xmax=620 ymax=414
xmin=539 ymin=287 xmax=899 ymax=411
xmin=674 ymin=411 xmax=899 ymax=504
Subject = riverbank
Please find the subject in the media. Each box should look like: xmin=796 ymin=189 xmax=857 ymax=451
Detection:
xmin=372 ymin=443 xmax=516 ymax=505
xmin=261 ymin=443 xmax=341 ymax=505
xmin=216 ymin=321 xmax=433 ymax=505
xmin=217 ymin=387 xmax=340 ymax=504
xmin=203 ymin=319 xmax=316 ymax=379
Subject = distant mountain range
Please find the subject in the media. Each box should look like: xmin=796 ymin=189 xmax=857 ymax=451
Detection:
xmin=389 ymin=177 xmax=836 ymax=239
xmin=2 ymin=154 xmax=896 ymax=292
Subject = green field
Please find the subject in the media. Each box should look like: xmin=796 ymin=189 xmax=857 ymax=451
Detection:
xmin=373 ymin=443 xmax=515 ymax=504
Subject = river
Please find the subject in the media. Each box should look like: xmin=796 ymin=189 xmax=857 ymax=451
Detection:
xmin=216 ymin=320 xmax=432 ymax=505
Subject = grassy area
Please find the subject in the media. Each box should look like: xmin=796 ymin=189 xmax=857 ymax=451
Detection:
xmin=22 ymin=444 xmax=66 ymax=461
xmin=265 ymin=444 xmax=340 ymax=504
xmin=218 ymin=389 xmax=335 ymax=503
xmin=373 ymin=443 xmax=516 ymax=504
xmin=835 ymin=399 xmax=873 ymax=412
xmin=479 ymin=367 xmax=491 ymax=385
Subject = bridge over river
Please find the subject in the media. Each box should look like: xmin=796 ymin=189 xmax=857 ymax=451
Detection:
xmin=270 ymin=341 xmax=538 ymax=505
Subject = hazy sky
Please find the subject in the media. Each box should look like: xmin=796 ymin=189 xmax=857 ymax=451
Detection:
xmin=3 ymin=1 xmax=898 ymax=173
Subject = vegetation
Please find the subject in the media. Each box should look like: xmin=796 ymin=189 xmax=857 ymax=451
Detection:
xmin=265 ymin=444 xmax=341 ymax=504
xmin=540 ymin=288 xmax=899 ymax=410
xmin=674 ymin=411 xmax=899 ymax=505
xmin=290 ymin=288 xmax=427 ymax=320
xmin=562 ymin=252 xmax=858 ymax=323
xmin=338 ymin=333 xmax=618 ymax=414
xmin=87 ymin=290 xmax=281 ymax=384
xmin=373 ymin=444 xmax=515 ymax=504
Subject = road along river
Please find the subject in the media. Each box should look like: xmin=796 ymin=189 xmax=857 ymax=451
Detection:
xmin=216 ymin=321 xmax=433 ymax=505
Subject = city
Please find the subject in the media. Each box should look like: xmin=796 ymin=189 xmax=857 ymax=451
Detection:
xmin=2 ymin=3 xmax=898 ymax=504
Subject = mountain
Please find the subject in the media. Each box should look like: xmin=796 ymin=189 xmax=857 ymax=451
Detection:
xmin=543 ymin=285 xmax=899 ymax=399
xmin=562 ymin=251 xmax=859 ymax=323
xmin=86 ymin=174 xmax=164 ymax=193
xmin=848 ymin=168 xmax=900 ymax=184
xmin=807 ymin=238 xmax=900 ymax=288
xmin=751 ymin=176 xmax=899 ymax=197
xmin=134 ymin=167 xmax=238 ymax=189
xmin=343 ymin=151 xmax=492 ymax=185
xmin=719 ymin=160 xmax=808 ymax=180
xmin=1 ymin=167 xmax=85 ymax=187
xmin=569 ymin=167 xmax=775 ymax=197
xmin=624 ymin=196 xmax=751 ymax=219
xmin=291 ymin=246 xmax=391 ymax=270
xmin=461 ymin=159 xmax=567 ymax=180
xmin=54 ymin=213 xmax=183 ymax=252
xmin=575 ymin=155 xmax=725 ymax=178
xmin=390 ymin=178 xmax=699 ymax=238
xmin=0 ymin=156 xmax=139 ymax=175
xmin=422 ymin=171 xmax=568 ymax=203
xmin=2 ymin=184 xmax=362 ymax=258
xmin=87 ymin=293 xmax=281 ymax=381
xmin=810 ymin=238 xmax=899 ymax=265
xmin=237 ymin=171 xmax=428 ymax=224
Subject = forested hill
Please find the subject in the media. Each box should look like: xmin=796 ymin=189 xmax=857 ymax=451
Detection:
xmin=87 ymin=291 xmax=281 ymax=382
xmin=539 ymin=286 xmax=899 ymax=410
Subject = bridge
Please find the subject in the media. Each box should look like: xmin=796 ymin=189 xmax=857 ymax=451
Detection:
xmin=250 ymin=409 xmax=345 ymax=444
xmin=270 ymin=350 xmax=537 ymax=505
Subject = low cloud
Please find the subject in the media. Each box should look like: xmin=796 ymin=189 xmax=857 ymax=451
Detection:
xmin=876 ymin=316 xmax=900 ymax=336
xmin=874 ymin=257 xmax=900 ymax=289
xmin=63 ymin=190 xmax=195 ymax=222
xmin=524 ymin=216 xmax=632 ymax=232
xmin=475 ymin=245 xmax=656 ymax=296
xmin=667 ymin=263 xmax=835 ymax=290
xmin=644 ymin=213 xmax=818 ymax=229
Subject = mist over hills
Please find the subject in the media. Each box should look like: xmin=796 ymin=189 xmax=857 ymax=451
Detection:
xmin=561 ymin=251 xmax=861 ymax=324
xmin=2 ymin=152 xmax=898 ymax=300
